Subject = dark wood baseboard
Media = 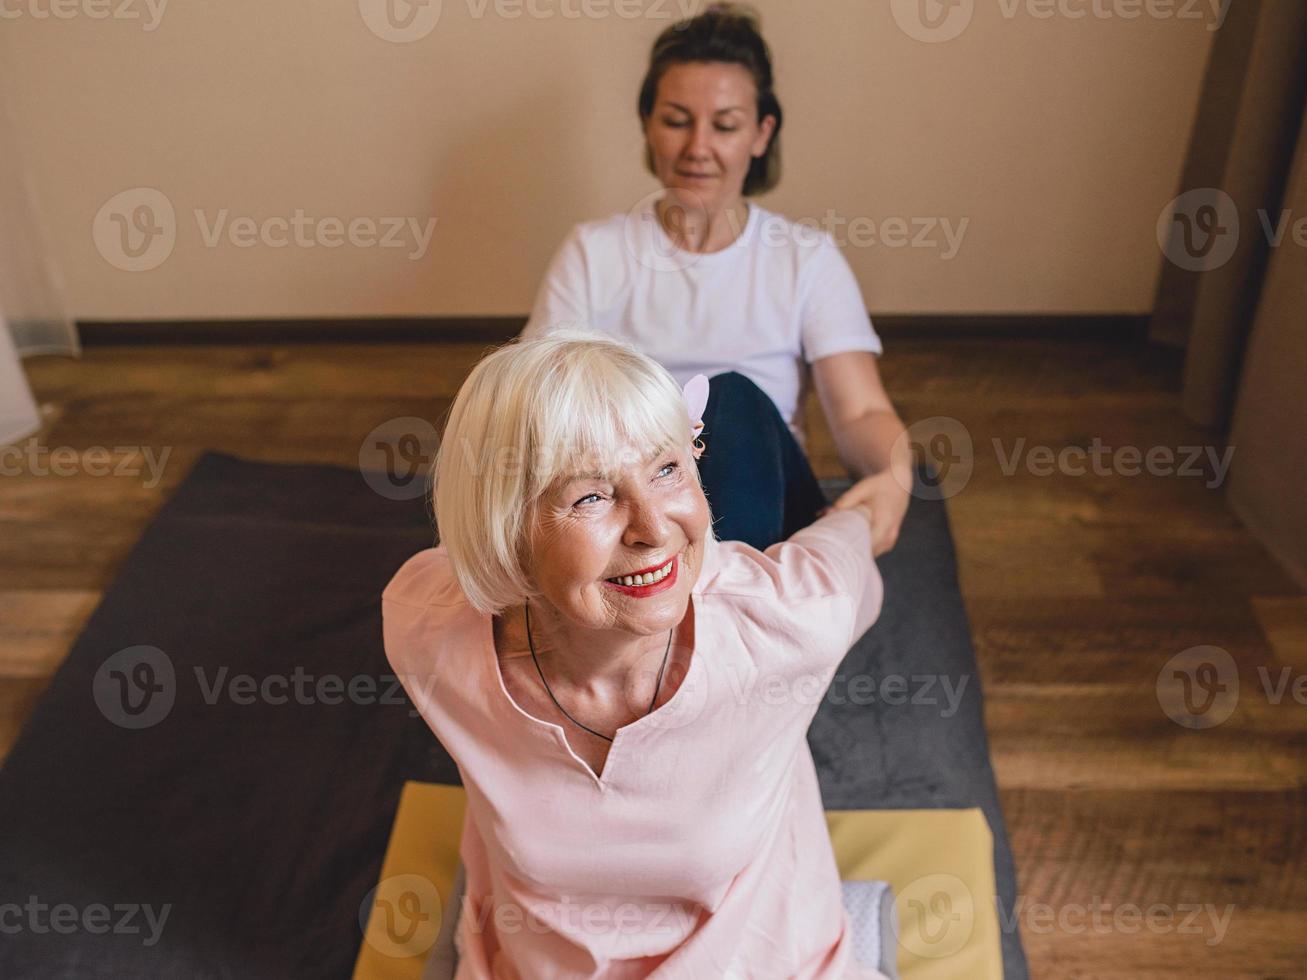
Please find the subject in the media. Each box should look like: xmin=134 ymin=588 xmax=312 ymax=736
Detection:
xmin=75 ymin=317 xmax=525 ymax=346
xmin=873 ymin=314 xmax=1150 ymax=340
xmin=75 ymin=314 xmax=1151 ymax=346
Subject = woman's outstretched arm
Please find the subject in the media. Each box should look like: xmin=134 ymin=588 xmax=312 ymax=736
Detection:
xmin=811 ymin=350 xmax=913 ymax=556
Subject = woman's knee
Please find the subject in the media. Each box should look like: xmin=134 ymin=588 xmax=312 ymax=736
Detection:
xmin=704 ymin=371 xmax=777 ymax=418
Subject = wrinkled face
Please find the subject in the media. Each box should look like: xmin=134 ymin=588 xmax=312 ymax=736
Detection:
xmin=526 ymin=441 xmax=711 ymax=636
xmin=644 ymin=61 xmax=776 ymax=215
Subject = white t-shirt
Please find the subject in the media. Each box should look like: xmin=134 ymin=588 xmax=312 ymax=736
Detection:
xmin=522 ymin=197 xmax=882 ymax=442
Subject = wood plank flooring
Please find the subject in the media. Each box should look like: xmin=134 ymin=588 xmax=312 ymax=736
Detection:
xmin=3 ymin=336 xmax=1304 ymax=979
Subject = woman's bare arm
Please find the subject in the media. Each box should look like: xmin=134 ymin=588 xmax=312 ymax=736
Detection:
xmin=810 ymin=351 xmax=912 ymax=556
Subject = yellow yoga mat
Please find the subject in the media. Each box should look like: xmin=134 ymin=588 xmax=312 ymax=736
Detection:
xmin=827 ymin=808 xmax=1003 ymax=979
xmin=353 ymin=782 xmax=1003 ymax=980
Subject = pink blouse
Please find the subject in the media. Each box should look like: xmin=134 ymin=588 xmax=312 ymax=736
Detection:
xmin=382 ymin=509 xmax=887 ymax=979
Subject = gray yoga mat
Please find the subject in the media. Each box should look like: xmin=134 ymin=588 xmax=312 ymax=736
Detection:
xmin=0 ymin=452 xmax=1026 ymax=978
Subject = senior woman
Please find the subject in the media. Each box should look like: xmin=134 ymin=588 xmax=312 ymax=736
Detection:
xmin=522 ymin=3 xmax=912 ymax=556
xmin=382 ymin=332 xmax=887 ymax=977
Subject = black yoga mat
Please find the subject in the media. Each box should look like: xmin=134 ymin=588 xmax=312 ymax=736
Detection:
xmin=0 ymin=451 xmax=1027 ymax=979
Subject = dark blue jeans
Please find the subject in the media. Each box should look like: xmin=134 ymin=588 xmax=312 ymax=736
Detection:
xmin=694 ymin=372 xmax=829 ymax=551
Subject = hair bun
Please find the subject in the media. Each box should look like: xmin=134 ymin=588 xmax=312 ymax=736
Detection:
xmin=703 ymin=2 xmax=761 ymax=26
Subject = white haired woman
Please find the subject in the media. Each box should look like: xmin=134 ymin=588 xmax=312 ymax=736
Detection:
xmin=382 ymin=332 xmax=887 ymax=978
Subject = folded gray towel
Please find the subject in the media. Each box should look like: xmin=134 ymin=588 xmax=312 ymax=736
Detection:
xmin=421 ymin=863 xmax=463 ymax=980
xmin=422 ymin=871 xmax=898 ymax=979
xmin=841 ymin=879 xmax=899 ymax=978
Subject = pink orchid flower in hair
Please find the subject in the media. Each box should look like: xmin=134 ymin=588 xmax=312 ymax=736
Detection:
xmin=682 ymin=374 xmax=709 ymax=459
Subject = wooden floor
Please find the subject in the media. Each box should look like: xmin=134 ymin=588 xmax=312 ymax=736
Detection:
xmin=4 ymin=336 xmax=1305 ymax=979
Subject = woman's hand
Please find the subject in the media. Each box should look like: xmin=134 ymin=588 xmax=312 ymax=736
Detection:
xmin=820 ymin=468 xmax=910 ymax=556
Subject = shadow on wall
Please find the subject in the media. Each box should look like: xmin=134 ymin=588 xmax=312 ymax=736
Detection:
xmin=414 ymin=79 xmax=609 ymax=316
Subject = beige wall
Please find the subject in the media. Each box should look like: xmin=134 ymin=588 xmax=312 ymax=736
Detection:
xmin=1 ymin=0 xmax=1218 ymax=321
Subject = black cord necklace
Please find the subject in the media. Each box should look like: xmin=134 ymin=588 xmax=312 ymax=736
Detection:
xmin=524 ymin=602 xmax=672 ymax=743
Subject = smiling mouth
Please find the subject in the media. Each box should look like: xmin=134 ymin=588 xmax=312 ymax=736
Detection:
xmin=605 ymin=555 xmax=676 ymax=588
xmin=677 ymin=171 xmax=715 ymax=179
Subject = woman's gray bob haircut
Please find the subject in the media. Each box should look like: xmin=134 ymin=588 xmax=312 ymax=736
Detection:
xmin=432 ymin=329 xmax=703 ymax=615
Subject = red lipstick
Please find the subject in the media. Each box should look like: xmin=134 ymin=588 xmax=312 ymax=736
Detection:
xmin=603 ymin=555 xmax=679 ymax=598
